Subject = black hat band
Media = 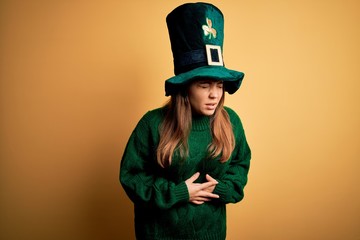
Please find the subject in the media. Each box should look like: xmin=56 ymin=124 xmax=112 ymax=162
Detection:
xmin=174 ymin=45 xmax=224 ymax=75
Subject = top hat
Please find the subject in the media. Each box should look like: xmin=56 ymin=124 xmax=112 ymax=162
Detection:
xmin=164 ymin=2 xmax=244 ymax=96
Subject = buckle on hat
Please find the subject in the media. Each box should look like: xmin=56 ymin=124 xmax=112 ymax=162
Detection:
xmin=205 ymin=44 xmax=224 ymax=66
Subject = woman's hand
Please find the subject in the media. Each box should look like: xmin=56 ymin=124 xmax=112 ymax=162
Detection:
xmin=185 ymin=172 xmax=219 ymax=205
xmin=203 ymin=174 xmax=218 ymax=194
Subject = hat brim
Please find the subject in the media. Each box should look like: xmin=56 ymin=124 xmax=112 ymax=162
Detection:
xmin=165 ymin=66 xmax=244 ymax=96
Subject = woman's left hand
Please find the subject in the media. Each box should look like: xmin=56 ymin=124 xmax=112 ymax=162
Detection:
xmin=204 ymin=174 xmax=218 ymax=194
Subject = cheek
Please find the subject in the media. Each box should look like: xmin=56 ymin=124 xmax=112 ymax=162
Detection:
xmin=188 ymin=93 xmax=205 ymax=112
xmin=192 ymin=93 xmax=206 ymax=105
xmin=189 ymin=95 xmax=200 ymax=108
xmin=218 ymin=89 xmax=223 ymax=97
xmin=188 ymin=89 xmax=201 ymax=102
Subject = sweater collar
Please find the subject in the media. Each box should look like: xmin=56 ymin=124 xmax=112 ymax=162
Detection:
xmin=191 ymin=114 xmax=211 ymax=131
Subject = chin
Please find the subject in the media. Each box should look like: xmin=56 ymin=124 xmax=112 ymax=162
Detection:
xmin=201 ymin=110 xmax=216 ymax=116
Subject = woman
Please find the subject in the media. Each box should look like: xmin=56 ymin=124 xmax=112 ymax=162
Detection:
xmin=120 ymin=3 xmax=251 ymax=240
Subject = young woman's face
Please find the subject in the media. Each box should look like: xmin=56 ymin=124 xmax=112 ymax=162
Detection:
xmin=187 ymin=79 xmax=224 ymax=116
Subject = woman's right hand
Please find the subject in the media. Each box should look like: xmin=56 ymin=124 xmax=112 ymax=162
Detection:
xmin=185 ymin=172 xmax=219 ymax=205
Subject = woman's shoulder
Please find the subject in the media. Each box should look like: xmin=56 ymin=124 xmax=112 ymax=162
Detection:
xmin=142 ymin=107 xmax=166 ymax=122
xmin=223 ymin=106 xmax=240 ymax=120
xmin=130 ymin=107 xmax=166 ymax=137
xmin=223 ymin=106 xmax=244 ymax=130
xmin=135 ymin=107 xmax=166 ymax=129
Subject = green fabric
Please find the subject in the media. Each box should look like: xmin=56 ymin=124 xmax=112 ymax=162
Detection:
xmin=120 ymin=107 xmax=251 ymax=240
xmin=165 ymin=66 xmax=244 ymax=96
xmin=167 ymin=3 xmax=224 ymax=58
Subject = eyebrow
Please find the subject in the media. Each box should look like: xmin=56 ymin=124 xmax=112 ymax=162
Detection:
xmin=198 ymin=80 xmax=223 ymax=84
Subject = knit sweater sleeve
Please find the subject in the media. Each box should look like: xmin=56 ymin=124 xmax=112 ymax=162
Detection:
xmin=119 ymin=110 xmax=189 ymax=210
xmin=213 ymin=107 xmax=251 ymax=203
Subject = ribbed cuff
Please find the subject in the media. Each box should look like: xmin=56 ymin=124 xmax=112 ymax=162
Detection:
xmin=213 ymin=181 xmax=229 ymax=201
xmin=174 ymin=181 xmax=189 ymax=203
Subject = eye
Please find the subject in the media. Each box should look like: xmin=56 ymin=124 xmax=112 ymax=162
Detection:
xmin=198 ymin=82 xmax=210 ymax=88
xmin=217 ymin=82 xmax=223 ymax=88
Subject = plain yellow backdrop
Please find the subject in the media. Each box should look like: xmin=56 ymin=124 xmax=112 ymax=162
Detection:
xmin=1 ymin=0 xmax=359 ymax=239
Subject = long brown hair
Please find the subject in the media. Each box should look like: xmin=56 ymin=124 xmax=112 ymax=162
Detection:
xmin=156 ymin=90 xmax=235 ymax=168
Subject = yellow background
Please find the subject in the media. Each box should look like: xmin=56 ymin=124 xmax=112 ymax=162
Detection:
xmin=1 ymin=0 xmax=359 ymax=239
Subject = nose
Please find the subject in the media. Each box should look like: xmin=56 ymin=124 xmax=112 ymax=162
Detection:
xmin=209 ymin=85 xmax=220 ymax=99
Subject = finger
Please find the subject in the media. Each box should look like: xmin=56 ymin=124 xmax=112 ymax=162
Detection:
xmin=193 ymin=196 xmax=212 ymax=202
xmin=198 ymin=191 xmax=219 ymax=199
xmin=188 ymin=172 xmax=200 ymax=183
xmin=199 ymin=181 xmax=218 ymax=190
xmin=206 ymin=174 xmax=218 ymax=183
xmin=191 ymin=200 xmax=204 ymax=205
xmin=203 ymin=185 xmax=216 ymax=193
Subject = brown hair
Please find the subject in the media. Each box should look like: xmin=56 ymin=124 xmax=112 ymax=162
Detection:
xmin=156 ymin=90 xmax=235 ymax=168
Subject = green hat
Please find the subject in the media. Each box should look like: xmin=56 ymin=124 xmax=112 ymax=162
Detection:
xmin=165 ymin=2 xmax=244 ymax=96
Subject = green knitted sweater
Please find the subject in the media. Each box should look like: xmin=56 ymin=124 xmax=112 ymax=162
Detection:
xmin=120 ymin=106 xmax=251 ymax=240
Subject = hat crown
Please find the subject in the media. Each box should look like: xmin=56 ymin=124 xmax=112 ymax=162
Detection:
xmin=166 ymin=3 xmax=224 ymax=75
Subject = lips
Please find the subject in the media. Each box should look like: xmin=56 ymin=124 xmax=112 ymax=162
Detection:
xmin=205 ymin=103 xmax=217 ymax=110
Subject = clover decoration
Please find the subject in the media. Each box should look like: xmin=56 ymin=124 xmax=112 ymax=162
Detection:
xmin=202 ymin=18 xmax=217 ymax=39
